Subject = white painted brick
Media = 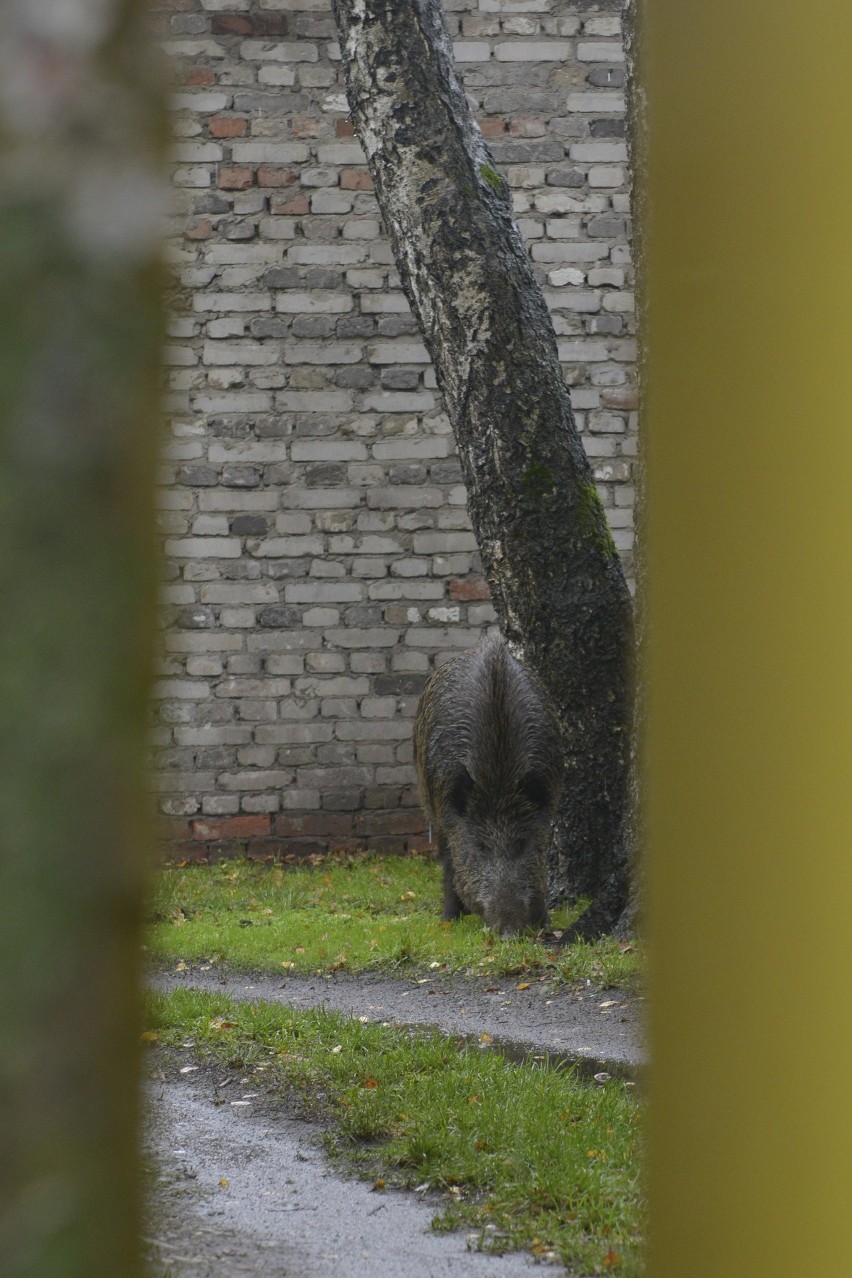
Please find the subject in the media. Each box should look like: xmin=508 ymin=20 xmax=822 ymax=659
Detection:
xmin=576 ymin=42 xmax=624 ymax=62
xmin=285 ymin=582 xmax=364 ymax=603
xmin=274 ymin=292 xmax=352 ymax=314
xmin=204 ymin=245 xmax=282 ymax=264
xmin=495 ymin=40 xmax=570 ymax=61
xmin=316 ymin=142 xmax=367 ymax=164
xmin=230 ymin=142 xmax=310 ymax=163
xmin=192 ymin=393 xmax=273 ymax=413
xmin=250 ymin=536 xmax=324 ymax=556
xmin=171 ymin=93 xmax=230 ymax=113
xmin=535 ymin=192 xmax=609 ymax=214
xmin=202 ymin=342 xmax=278 ymax=365
xmin=545 ymin=268 xmax=585 ymax=288
xmin=557 ymin=340 xmax=609 ymax=362
xmin=164 ymin=537 xmax=242 ymax=558
xmin=480 ymin=2 xmax=551 ymax=15
xmin=259 ymin=217 xmax=298 ymax=240
xmin=570 ymin=142 xmax=628 ymax=162
xmin=362 ymin=392 xmax=435 ymax=413
xmin=257 ymin=65 xmax=297 ymax=86
xmin=565 ymin=92 xmax=625 ymax=113
xmin=171 ymin=142 xmax=223 ymax=162
xmin=290 ymin=440 xmax=368 ymax=461
xmin=172 ymin=167 xmax=212 ymax=188
xmin=162 ymin=40 xmax=227 ymax=59
xmin=311 ymin=189 xmax=355 ymax=214
xmin=284 ymin=343 xmax=363 ymax=365
xmin=193 ymin=293 xmax=272 ymax=312
xmin=208 ymin=441 xmax=287 ymax=463
xmin=239 ymin=41 xmax=318 ymax=62
xmin=371 ymin=439 xmax=450 ymax=460
xmin=288 ymin=245 xmax=367 ymax=266
xmin=275 ymin=391 xmax=354 ymax=412
xmin=360 ymin=294 xmax=411 ymax=314
xmin=583 ymin=16 xmax=622 ymax=36
xmin=603 ymin=291 xmax=635 ymax=313
xmin=366 ymin=341 xmax=430 ymax=364
xmin=452 ymin=41 xmax=491 ymax=61
xmin=588 ymin=165 xmax=625 ymax=188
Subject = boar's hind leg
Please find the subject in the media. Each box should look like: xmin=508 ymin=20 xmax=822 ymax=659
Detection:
xmin=437 ymin=835 xmax=466 ymax=921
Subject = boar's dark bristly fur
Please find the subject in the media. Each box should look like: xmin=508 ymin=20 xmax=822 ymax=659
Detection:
xmin=414 ymin=634 xmax=564 ymax=936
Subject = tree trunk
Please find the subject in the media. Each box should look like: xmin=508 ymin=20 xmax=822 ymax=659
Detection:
xmin=0 ymin=5 xmax=165 ymax=1276
xmin=332 ymin=0 xmax=635 ymax=932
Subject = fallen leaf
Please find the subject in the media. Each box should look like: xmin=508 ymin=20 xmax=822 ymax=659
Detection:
xmin=516 ymin=982 xmax=531 ymax=991
xmin=361 ymin=1077 xmax=379 ymax=1090
xmin=209 ymin=1019 xmax=238 ymax=1031
xmin=218 ymin=1178 xmax=229 ymax=1188
xmin=179 ymin=1065 xmax=199 ymax=1075
xmin=373 ymin=1178 xmax=386 ymax=1191
xmin=479 ymin=1032 xmax=493 ymax=1044
xmin=140 ymin=1030 xmax=159 ymax=1043
xmin=604 ymin=1250 xmax=621 ymax=1268
xmin=281 ymin=961 xmax=295 ymax=970
xmin=400 ymin=890 xmax=416 ymax=900
xmin=330 ymin=1045 xmax=343 ymax=1055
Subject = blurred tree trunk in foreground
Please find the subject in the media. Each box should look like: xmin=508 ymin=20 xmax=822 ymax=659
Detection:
xmin=332 ymin=0 xmax=635 ymax=935
xmin=0 ymin=4 xmax=165 ymax=1276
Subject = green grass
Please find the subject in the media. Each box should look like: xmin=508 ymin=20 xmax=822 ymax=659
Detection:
xmin=147 ymin=988 xmax=643 ymax=1275
xmin=147 ymin=853 xmax=640 ymax=987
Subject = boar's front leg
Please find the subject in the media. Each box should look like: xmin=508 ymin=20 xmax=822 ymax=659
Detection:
xmin=437 ymin=833 xmax=466 ymax=921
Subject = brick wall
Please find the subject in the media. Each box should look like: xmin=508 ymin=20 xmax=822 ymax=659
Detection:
xmin=151 ymin=0 xmax=637 ymax=861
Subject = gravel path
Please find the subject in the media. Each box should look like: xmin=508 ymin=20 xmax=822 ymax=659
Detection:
xmin=146 ymin=964 xmax=643 ymax=1276
xmin=150 ymin=964 xmax=644 ymax=1072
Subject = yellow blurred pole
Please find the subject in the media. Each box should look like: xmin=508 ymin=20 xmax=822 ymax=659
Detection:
xmin=643 ymin=2 xmax=852 ymax=1275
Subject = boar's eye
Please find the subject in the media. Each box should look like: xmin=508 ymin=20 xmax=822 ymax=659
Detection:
xmin=519 ymin=771 xmax=550 ymax=811
xmin=447 ymin=768 xmax=474 ymax=816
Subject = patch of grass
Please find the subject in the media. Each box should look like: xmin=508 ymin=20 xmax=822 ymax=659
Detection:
xmin=147 ymin=854 xmax=640 ymax=987
xmin=147 ymin=988 xmax=643 ymax=1275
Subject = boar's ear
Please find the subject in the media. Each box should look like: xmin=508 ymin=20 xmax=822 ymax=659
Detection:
xmin=447 ymin=767 xmax=474 ymax=816
xmin=519 ymin=770 xmax=550 ymax=811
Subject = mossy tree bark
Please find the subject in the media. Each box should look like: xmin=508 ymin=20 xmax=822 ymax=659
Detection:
xmin=0 ymin=5 xmax=166 ymax=1276
xmin=332 ymin=0 xmax=635 ymax=934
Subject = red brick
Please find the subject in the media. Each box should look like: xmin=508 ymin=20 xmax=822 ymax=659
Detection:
xmin=209 ymin=116 xmax=247 ymax=139
xmin=354 ymin=811 xmax=427 ymax=837
xmin=335 ymin=119 xmax=356 ymax=138
xmin=245 ymin=839 xmax=284 ymax=861
xmin=448 ymin=577 xmax=491 ymax=601
xmin=478 ymin=118 xmax=505 ymax=138
xmin=278 ymin=838 xmax=326 ymax=859
xmin=191 ymin=815 xmax=270 ymax=841
xmin=218 ymin=166 xmax=254 ymax=190
xmin=275 ymin=813 xmax=353 ymax=839
xmin=166 ymin=842 xmax=208 ymax=864
xmin=185 ymin=218 xmax=213 ymax=240
xmin=291 ymin=117 xmax=323 ymax=139
xmin=601 ymin=388 xmax=638 ymax=411
xmin=367 ymin=837 xmax=409 ymax=856
xmin=257 ymin=166 xmax=297 ymax=188
xmin=340 ymin=167 xmax=373 ymax=191
xmin=271 ymin=193 xmax=309 ymax=215
xmin=184 ymin=67 xmax=216 ymax=87
xmin=211 ymin=12 xmax=251 ymax=34
xmin=160 ymin=817 xmax=193 ymax=842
